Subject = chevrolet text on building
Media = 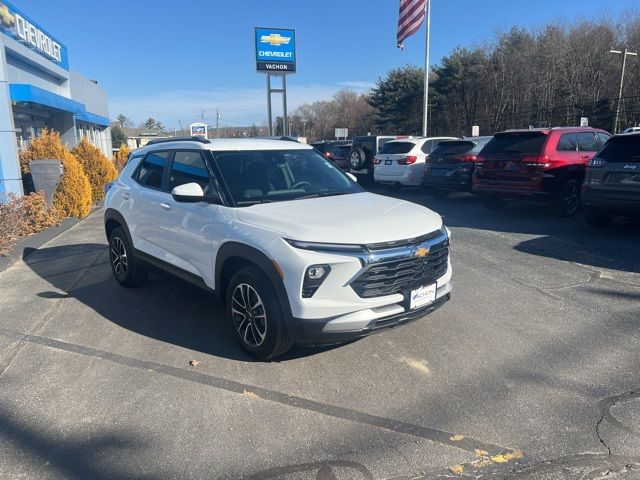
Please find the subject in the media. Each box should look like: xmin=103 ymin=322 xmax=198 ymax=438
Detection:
xmin=0 ymin=1 xmax=110 ymax=195
xmin=254 ymin=27 xmax=296 ymax=73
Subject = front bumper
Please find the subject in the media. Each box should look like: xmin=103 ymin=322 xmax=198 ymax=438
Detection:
xmin=288 ymin=285 xmax=452 ymax=345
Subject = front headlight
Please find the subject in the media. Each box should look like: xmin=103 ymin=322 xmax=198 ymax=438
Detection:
xmin=285 ymin=239 xmax=365 ymax=253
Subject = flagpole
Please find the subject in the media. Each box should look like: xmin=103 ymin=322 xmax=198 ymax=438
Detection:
xmin=422 ymin=0 xmax=431 ymax=137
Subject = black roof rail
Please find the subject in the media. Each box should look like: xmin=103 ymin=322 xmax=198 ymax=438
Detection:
xmin=144 ymin=136 xmax=211 ymax=146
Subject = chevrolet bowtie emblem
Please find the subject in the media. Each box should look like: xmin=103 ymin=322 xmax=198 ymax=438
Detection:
xmin=260 ymin=33 xmax=291 ymax=46
xmin=414 ymin=247 xmax=429 ymax=258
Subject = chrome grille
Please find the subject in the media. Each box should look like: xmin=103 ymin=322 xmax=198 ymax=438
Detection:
xmin=350 ymin=240 xmax=449 ymax=298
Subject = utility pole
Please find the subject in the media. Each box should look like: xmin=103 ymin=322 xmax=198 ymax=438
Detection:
xmin=610 ymin=48 xmax=638 ymax=133
xmin=422 ymin=0 xmax=431 ymax=137
xmin=216 ymin=109 xmax=221 ymax=138
xmin=302 ymin=120 xmax=307 ymax=138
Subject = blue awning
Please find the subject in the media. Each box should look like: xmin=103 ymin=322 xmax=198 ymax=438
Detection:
xmin=9 ymin=84 xmax=110 ymax=127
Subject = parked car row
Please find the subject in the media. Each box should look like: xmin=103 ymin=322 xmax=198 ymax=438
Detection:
xmin=315 ymin=127 xmax=639 ymax=226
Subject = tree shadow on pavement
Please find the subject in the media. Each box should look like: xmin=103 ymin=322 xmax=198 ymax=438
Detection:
xmin=22 ymin=245 xmax=337 ymax=362
xmin=0 ymin=401 xmax=161 ymax=480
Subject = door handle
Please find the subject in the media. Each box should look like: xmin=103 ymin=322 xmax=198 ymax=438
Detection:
xmin=159 ymin=202 xmax=172 ymax=210
xmin=120 ymin=192 xmax=130 ymax=200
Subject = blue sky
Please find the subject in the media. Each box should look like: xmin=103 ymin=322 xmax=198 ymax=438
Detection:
xmin=15 ymin=0 xmax=640 ymax=129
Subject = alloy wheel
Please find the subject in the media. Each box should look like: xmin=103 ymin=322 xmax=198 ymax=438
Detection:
xmin=231 ymin=283 xmax=267 ymax=347
xmin=562 ymin=183 xmax=580 ymax=215
xmin=110 ymin=236 xmax=128 ymax=279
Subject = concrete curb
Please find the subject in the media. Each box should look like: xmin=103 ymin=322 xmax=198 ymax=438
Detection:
xmin=0 ymin=203 xmax=102 ymax=274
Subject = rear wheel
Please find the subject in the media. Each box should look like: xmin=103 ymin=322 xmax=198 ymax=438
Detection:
xmin=585 ymin=207 xmax=612 ymax=227
xmin=556 ymin=179 xmax=581 ymax=217
xmin=480 ymin=195 xmax=506 ymax=211
xmin=108 ymin=227 xmax=147 ymax=287
xmin=227 ymin=266 xmax=294 ymax=360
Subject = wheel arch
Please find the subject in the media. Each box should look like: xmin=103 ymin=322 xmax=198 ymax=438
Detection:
xmin=215 ymin=242 xmax=292 ymax=319
xmin=104 ymin=208 xmax=133 ymax=246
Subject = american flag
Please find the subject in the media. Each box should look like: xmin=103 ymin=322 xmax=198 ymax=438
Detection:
xmin=397 ymin=0 xmax=428 ymax=48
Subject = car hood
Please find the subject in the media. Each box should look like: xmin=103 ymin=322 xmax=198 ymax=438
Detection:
xmin=235 ymin=192 xmax=443 ymax=244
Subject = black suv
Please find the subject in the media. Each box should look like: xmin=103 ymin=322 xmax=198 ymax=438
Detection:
xmin=423 ymin=136 xmax=493 ymax=197
xmin=582 ymin=132 xmax=640 ymax=226
xmin=310 ymin=140 xmax=350 ymax=160
xmin=349 ymin=135 xmax=408 ymax=182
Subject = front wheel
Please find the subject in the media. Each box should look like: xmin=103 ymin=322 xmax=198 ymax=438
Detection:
xmin=556 ymin=179 xmax=581 ymax=217
xmin=227 ymin=266 xmax=294 ymax=360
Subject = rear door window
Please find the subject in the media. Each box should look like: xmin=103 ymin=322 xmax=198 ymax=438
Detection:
xmin=595 ymin=136 xmax=640 ymax=163
xmin=379 ymin=142 xmax=415 ymax=154
xmin=577 ymin=132 xmax=599 ymax=152
xmin=557 ymin=133 xmax=577 ymax=152
xmin=136 ymin=151 xmax=170 ymax=190
xmin=482 ymin=132 xmax=547 ymax=156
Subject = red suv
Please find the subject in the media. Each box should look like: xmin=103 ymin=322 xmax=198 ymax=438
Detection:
xmin=473 ymin=127 xmax=611 ymax=216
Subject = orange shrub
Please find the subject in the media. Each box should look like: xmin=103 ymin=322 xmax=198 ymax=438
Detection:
xmin=113 ymin=144 xmax=131 ymax=171
xmin=19 ymin=129 xmax=92 ymax=218
xmin=0 ymin=192 xmax=59 ymax=255
xmin=72 ymin=137 xmax=118 ymax=201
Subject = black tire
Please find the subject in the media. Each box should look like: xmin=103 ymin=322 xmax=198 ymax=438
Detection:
xmin=585 ymin=207 xmax=612 ymax=227
xmin=431 ymin=189 xmax=450 ymax=199
xmin=480 ymin=195 xmax=506 ymax=211
xmin=226 ymin=266 xmax=294 ymax=360
xmin=108 ymin=227 xmax=148 ymax=287
xmin=556 ymin=179 xmax=581 ymax=217
xmin=349 ymin=147 xmax=367 ymax=170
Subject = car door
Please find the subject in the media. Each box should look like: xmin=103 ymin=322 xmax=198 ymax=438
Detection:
xmin=577 ymin=132 xmax=599 ymax=164
xmin=129 ymin=150 xmax=173 ymax=260
xmin=156 ymin=150 xmax=219 ymax=283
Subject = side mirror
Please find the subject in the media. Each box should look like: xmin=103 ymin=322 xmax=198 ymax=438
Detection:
xmin=346 ymin=172 xmax=358 ymax=183
xmin=172 ymin=182 xmax=205 ymax=202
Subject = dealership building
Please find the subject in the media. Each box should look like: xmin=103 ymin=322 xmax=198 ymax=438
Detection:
xmin=0 ymin=1 xmax=111 ymax=196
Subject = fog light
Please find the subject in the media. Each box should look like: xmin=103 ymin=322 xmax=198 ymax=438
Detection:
xmin=307 ymin=266 xmax=327 ymax=280
xmin=302 ymin=264 xmax=331 ymax=298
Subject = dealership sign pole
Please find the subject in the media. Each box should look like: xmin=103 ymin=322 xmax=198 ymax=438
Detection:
xmin=255 ymin=27 xmax=296 ymax=136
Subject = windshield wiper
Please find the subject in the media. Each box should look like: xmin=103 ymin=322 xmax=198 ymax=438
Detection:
xmin=297 ymin=192 xmax=352 ymax=200
xmin=236 ymin=199 xmax=273 ymax=206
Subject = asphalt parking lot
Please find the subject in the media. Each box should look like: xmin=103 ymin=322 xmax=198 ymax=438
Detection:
xmin=0 ymin=186 xmax=639 ymax=480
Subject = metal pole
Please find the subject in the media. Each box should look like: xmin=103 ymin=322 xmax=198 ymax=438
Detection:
xmin=282 ymin=74 xmax=289 ymax=137
xmin=422 ymin=0 xmax=431 ymax=137
xmin=267 ymin=75 xmax=273 ymax=136
xmin=614 ymin=49 xmax=628 ymax=134
xmin=611 ymin=48 xmax=637 ymax=133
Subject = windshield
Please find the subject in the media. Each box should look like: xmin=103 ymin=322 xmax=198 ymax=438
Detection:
xmin=214 ymin=149 xmax=363 ymax=206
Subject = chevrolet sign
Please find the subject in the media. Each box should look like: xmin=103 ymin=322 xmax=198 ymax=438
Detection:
xmin=255 ymin=27 xmax=296 ymax=73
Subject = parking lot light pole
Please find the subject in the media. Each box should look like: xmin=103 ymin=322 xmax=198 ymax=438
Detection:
xmin=610 ymin=48 xmax=638 ymax=133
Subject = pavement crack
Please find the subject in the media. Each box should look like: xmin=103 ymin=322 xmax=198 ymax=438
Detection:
xmin=596 ymin=413 xmax=612 ymax=456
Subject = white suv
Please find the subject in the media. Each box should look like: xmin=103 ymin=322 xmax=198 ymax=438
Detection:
xmin=104 ymin=137 xmax=452 ymax=359
xmin=374 ymin=137 xmax=457 ymax=187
